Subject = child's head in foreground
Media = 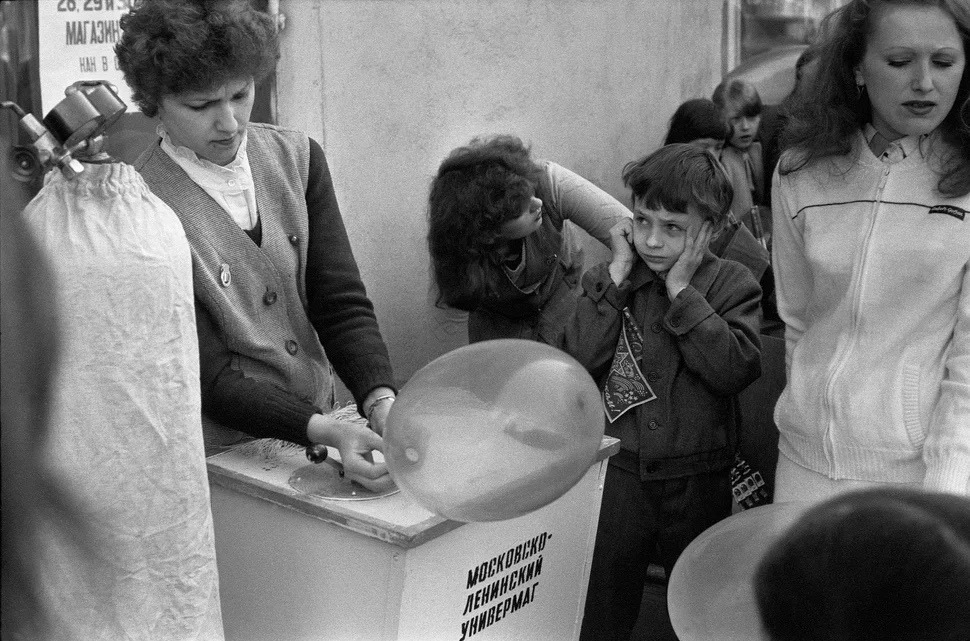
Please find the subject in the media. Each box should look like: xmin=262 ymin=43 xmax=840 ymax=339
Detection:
xmin=754 ymin=487 xmax=970 ymax=641
xmin=620 ymin=143 xmax=733 ymax=274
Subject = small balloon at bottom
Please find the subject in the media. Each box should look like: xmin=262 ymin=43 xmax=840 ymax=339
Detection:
xmin=666 ymin=501 xmax=810 ymax=641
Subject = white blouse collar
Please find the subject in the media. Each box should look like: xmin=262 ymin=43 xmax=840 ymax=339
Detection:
xmin=157 ymin=124 xmax=251 ymax=176
xmin=157 ymin=124 xmax=258 ymax=230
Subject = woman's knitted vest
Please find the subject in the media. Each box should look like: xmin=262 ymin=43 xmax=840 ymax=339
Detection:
xmin=136 ymin=124 xmax=333 ymax=450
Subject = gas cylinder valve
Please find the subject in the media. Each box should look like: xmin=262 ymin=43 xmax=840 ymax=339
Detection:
xmin=2 ymin=80 xmax=126 ymax=180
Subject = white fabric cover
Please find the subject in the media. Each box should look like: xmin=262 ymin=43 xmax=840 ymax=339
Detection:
xmin=20 ymin=162 xmax=223 ymax=640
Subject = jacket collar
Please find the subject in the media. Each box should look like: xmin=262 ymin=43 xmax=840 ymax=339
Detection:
xmin=862 ymin=123 xmax=930 ymax=161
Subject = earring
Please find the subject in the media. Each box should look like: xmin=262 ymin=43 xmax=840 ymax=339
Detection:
xmin=856 ymin=82 xmax=866 ymax=99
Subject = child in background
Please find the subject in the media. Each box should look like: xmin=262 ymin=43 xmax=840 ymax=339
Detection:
xmin=713 ymin=78 xmax=769 ymax=244
xmin=558 ymin=144 xmax=763 ymax=641
xmin=427 ymin=135 xmax=631 ymax=344
xmin=712 ymin=81 xmax=783 ymax=332
xmin=664 ymin=98 xmax=774 ymax=330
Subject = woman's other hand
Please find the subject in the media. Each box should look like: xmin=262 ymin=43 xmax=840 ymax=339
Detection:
xmin=307 ymin=413 xmax=396 ymax=493
xmin=337 ymin=427 xmax=396 ymax=493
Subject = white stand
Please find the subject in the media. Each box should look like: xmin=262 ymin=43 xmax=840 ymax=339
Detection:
xmin=208 ymin=437 xmax=619 ymax=641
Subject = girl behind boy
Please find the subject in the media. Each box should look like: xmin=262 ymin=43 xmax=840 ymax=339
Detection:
xmin=664 ymin=98 xmax=775 ymax=331
xmin=713 ymin=78 xmax=769 ymax=243
xmin=427 ymin=135 xmax=631 ymax=344
xmin=664 ymin=98 xmax=729 ymax=152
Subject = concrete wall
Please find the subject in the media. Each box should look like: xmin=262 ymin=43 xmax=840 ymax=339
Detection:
xmin=276 ymin=0 xmax=725 ymax=390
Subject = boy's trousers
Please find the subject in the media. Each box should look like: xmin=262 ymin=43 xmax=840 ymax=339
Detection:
xmin=579 ymin=462 xmax=732 ymax=641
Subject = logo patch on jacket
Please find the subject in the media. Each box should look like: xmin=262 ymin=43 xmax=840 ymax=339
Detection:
xmin=928 ymin=205 xmax=967 ymax=221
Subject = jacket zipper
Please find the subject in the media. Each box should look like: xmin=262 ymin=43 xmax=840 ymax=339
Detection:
xmin=820 ymin=163 xmax=892 ymax=474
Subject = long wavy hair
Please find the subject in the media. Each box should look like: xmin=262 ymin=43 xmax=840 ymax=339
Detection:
xmin=779 ymin=0 xmax=970 ymax=197
xmin=115 ymin=0 xmax=278 ymax=117
xmin=427 ymin=135 xmax=544 ymax=311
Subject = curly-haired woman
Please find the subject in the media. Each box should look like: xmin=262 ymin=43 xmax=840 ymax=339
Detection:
xmin=116 ymin=0 xmax=397 ymax=488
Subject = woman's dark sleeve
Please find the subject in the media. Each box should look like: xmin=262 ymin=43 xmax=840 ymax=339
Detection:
xmin=304 ymin=138 xmax=396 ymax=412
xmin=197 ymin=300 xmax=316 ymax=446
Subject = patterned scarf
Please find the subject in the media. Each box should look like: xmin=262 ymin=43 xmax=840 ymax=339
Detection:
xmin=602 ymin=307 xmax=656 ymax=423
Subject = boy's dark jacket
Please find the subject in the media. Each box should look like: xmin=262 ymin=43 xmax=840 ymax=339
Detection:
xmin=559 ymin=252 xmax=762 ymax=480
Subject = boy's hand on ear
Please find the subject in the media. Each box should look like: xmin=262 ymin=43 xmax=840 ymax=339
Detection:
xmin=608 ymin=218 xmax=636 ymax=285
xmin=666 ymin=221 xmax=712 ymax=301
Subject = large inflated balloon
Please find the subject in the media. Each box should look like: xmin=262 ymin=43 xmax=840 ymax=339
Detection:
xmin=667 ymin=502 xmax=810 ymax=641
xmin=384 ymin=339 xmax=605 ymax=522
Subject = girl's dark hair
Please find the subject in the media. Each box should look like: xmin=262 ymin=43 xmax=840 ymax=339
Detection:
xmin=664 ymin=99 xmax=730 ymax=146
xmin=712 ymin=78 xmax=764 ymax=119
xmin=427 ymin=135 xmax=544 ymax=311
xmin=621 ymin=143 xmax=734 ymax=229
xmin=755 ymin=488 xmax=970 ymax=641
xmin=115 ymin=0 xmax=278 ymax=117
xmin=794 ymin=43 xmax=822 ymax=86
xmin=779 ymin=0 xmax=970 ymax=197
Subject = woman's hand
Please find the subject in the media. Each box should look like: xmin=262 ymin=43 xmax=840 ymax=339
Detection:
xmin=334 ymin=425 xmax=396 ymax=493
xmin=363 ymin=388 xmax=396 ymax=437
xmin=608 ymin=218 xmax=636 ymax=285
xmin=307 ymin=413 xmax=396 ymax=493
xmin=666 ymin=221 xmax=712 ymax=301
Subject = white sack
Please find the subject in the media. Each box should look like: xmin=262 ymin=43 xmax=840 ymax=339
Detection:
xmin=20 ymin=162 xmax=223 ymax=641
